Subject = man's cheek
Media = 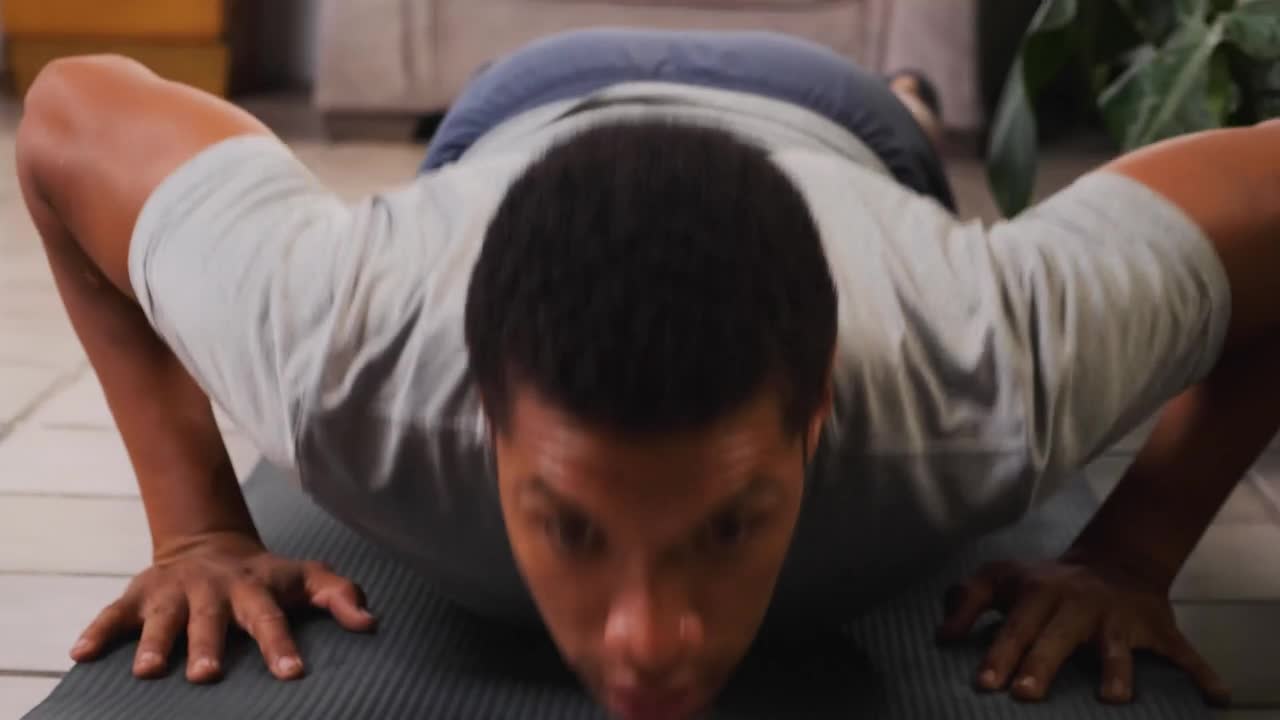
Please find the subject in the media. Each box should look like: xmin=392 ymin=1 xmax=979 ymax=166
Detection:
xmin=523 ymin=563 xmax=603 ymax=645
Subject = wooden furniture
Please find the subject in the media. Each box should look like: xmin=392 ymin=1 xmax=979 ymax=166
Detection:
xmin=1 ymin=0 xmax=237 ymax=97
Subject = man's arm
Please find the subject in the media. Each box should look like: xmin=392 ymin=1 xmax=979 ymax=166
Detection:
xmin=1070 ymin=123 xmax=1280 ymax=589
xmin=17 ymin=55 xmax=269 ymax=561
xmin=940 ymin=121 xmax=1280 ymax=704
xmin=16 ymin=55 xmax=373 ymax=683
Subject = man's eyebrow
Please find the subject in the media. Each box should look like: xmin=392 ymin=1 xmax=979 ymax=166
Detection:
xmin=523 ymin=475 xmax=588 ymax=513
xmin=523 ymin=472 xmax=776 ymax=520
xmin=701 ymin=474 xmax=777 ymax=519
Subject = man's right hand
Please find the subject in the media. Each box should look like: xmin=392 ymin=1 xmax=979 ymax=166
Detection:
xmin=17 ymin=59 xmax=376 ymax=685
xmin=70 ymin=532 xmax=376 ymax=683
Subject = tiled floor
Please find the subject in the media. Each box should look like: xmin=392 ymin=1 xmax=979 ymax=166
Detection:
xmin=1 ymin=95 xmax=1278 ymax=719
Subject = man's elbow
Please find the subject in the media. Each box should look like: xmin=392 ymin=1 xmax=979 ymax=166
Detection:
xmin=23 ymin=55 xmax=147 ymax=130
xmin=17 ymin=56 xmax=150 ymax=188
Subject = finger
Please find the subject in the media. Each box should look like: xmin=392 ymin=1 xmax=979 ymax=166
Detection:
xmin=939 ymin=562 xmax=1022 ymax=642
xmin=185 ymin=581 xmax=230 ymax=684
xmin=1097 ymin=633 xmax=1134 ymax=704
xmin=1011 ymin=604 xmax=1098 ymax=702
xmin=133 ymin=596 xmax=188 ymax=678
xmin=230 ymin=582 xmax=304 ymax=680
xmin=304 ymin=563 xmax=376 ymax=633
xmin=1161 ymin=633 xmax=1231 ymax=706
xmin=937 ymin=580 xmax=995 ymax=642
xmin=979 ymin=589 xmax=1060 ymax=691
xmin=72 ymin=598 xmax=140 ymax=662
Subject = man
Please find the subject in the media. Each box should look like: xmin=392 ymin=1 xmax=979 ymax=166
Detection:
xmin=15 ymin=28 xmax=1270 ymax=719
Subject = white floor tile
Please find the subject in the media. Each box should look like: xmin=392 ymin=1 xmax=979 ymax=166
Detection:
xmin=0 ymin=496 xmax=150 ymax=576
xmin=0 ymin=574 xmax=130 ymax=673
xmin=31 ymin=372 xmax=238 ymax=432
xmin=0 ymin=427 xmax=261 ymax=497
xmin=1216 ymin=480 xmax=1278 ymax=525
xmin=0 ymin=365 xmax=62 ymax=426
xmin=0 ymin=328 xmax=85 ymax=374
xmin=1176 ymin=603 xmax=1280 ymax=708
xmin=0 ymin=676 xmax=59 ymax=720
xmin=1248 ymin=453 xmax=1280 ymax=520
xmin=1172 ymin=524 xmax=1280 ymax=601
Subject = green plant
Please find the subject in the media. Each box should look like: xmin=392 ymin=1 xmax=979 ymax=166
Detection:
xmin=987 ymin=0 xmax=1280 ymax=216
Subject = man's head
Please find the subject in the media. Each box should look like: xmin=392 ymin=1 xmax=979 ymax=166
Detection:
xmin=465 ymin=121 xmax=837 ymax=719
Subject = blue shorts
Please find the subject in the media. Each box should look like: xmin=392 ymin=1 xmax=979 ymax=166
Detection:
xmin=420 ymin=28 xmax=955 ymax=210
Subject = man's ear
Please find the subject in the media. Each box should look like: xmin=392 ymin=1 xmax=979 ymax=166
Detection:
xmin=804 ymin=372 xmax=835 ymax=461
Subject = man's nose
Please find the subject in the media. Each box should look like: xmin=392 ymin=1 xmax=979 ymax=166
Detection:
xmin=603 ymin=576 xmax=705 ymax=682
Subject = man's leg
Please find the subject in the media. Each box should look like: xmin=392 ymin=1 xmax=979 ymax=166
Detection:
xmin=417 ymin=28 xmax=956 ymax=209
xmin=889 ymin=74 xmax=945 ymax=152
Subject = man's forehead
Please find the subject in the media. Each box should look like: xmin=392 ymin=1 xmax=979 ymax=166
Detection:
xmin=504 ymin=385 xmax=790 ymax=461
xmin=524 ymin=471 xmax=774 ymax=507
xmin=509 ymin=421 xmax=786 ymax=510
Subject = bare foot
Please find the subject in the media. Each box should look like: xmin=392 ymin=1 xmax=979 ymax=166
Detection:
xmin=890 ymin=74 xmax=944 ymax=152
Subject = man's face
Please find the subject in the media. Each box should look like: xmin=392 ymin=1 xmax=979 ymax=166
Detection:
xmin=494 ymin=384 xmax=824 ymax=720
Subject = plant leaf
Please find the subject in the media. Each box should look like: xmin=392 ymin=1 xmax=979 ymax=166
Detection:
xmin=1175 ymin=0 xmax=1210 ymax=20
xmin=1113 ymin=0 xmax=1178 ymax=44
xmin=1223 ymin=0 xmax=1280 ymax=60
xmin=986 ymin=0 xmax=1079 ymax=217
xmin=1098 ymin=18 xmax=1227 ymax=150
xmin=1245 ymin=58 xmax=1280 ymax=118
xmin=1207 ymin=49 xmax=1242 ymax=122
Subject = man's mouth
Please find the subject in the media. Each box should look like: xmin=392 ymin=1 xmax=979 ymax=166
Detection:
xmin=605 ymin=686 xmax=698 ymax=720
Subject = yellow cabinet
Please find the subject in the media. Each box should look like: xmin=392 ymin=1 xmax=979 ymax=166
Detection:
xmin=2 ymin=0 xmax=233 ymax=96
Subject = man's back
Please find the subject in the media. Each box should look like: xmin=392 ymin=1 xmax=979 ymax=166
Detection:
xmin=128 ymin=83 xmax=1227 ymax=620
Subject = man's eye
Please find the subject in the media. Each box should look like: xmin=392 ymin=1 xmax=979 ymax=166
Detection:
xmin=544 ymin=513 xmax=602 ymax=556
xmin=699 ymin=510 xmax=756 ymax=552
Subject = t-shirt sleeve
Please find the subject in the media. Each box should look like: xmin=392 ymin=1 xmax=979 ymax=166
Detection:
xmin=984 ymin=171 xmax=1230 ymax=501
xmin=129 ymin=135 xmax=357 ymax=467
xmin=828 ymin=167 xmax=1231 ymax=509
xmin=780 ymin=152 xmax=1231 ymax=537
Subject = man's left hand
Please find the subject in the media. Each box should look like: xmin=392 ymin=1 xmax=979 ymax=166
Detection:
xmin=936 ymin=557 xmax=1231 ymax=705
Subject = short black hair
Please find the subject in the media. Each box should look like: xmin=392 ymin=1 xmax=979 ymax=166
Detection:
xmin=465 ymin=121 xmax=836 ymax=437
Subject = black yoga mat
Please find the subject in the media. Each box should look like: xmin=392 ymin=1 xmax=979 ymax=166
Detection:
xmin=26 ymin=463 xmax=1212 ymax=719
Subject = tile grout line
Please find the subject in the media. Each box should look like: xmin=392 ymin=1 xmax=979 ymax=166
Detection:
xmin=0 ymin=490 xmax=142 ymax=501
xmin=0 ymin=669 xmax=64 ymax=680
xmin=1173 ymin=597 xmax=1280 ymax=607
xmin=1248 ymin=469 xmax=1280 ymax=525
xmin=0 ymin=362 xmax=90 ymax=444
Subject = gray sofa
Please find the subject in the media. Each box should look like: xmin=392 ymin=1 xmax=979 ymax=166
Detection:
xmin=314 ymin=0 xmax=981 ymax=138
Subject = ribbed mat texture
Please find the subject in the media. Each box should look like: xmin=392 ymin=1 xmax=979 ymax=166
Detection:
xmin=26 ymin=463 xmax=1211 ymax=719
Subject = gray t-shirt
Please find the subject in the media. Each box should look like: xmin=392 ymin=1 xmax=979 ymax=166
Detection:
xmin=129 ymin=84 xmax=1230 ymax=620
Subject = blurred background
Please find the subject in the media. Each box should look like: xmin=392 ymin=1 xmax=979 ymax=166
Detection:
xmin=1 ymin=2 xmax=1279 ymax=719
xmin=0 ymin=0 xmax=1170 ymax=217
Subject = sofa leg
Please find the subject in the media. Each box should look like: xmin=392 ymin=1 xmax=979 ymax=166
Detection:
xmin=322 ymin=112 xmax=422 ymax=142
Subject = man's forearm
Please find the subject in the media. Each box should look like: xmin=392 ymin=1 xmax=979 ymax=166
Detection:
xmin=17 ymin=65 xmax=260 ymax=555
xmin=1069 ymin=337 xmax=1280 ymax=588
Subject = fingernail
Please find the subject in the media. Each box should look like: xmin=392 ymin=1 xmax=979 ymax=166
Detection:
xmin=136 ymin=651 xmax=161 ymax=668
xmin=1017 ymin=676 xmax=1037 ymax=693
xmin=194 ymin=657 xmax=218 ymax=675
xmin=276 ymin=656 xmax=301 ymax=675
xmin=359 ymin=608 xmax=375 ymax=619
xmin=979 ymin=669 xmax=998 ymax=688
xmin=71 ymin=638 xmax=90 ymax=655
xmin=1108 ymin=678 xmax=1127 ymax=698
